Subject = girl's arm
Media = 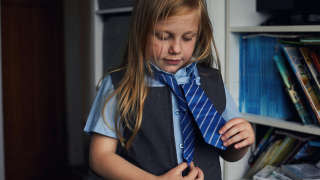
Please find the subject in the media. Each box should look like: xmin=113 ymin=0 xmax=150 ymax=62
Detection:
xmin=218 ymin=118 xmax=255 ymax=162
xmin=89 ymin=133 xmax=202 ymax=180
xmin=90 ymin=133 xmax=157 ymax=180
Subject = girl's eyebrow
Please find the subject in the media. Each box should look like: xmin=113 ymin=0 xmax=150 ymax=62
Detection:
xmin=157 ymin=31 xmax=198 ymax=35
xmin=184 ymin=32 xmax=198 ymax=35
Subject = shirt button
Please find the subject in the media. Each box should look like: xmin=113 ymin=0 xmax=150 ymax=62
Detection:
xmin=175 ymin=111 xmax=180 ymax=115
xmin=179 ymin=144 xmax=184 ymax=149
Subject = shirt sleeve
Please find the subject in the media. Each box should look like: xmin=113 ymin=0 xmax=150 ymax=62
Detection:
xmin=221 ymin=86 xmax=242 ymax=121
xmin=83 ymin=75 xmax=118 ymax=139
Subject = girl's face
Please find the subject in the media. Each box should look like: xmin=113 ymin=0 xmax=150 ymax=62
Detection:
xmin=145 ymin=9 xmax=199 ymax=73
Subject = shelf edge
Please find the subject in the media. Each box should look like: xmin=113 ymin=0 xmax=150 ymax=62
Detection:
xmin=242 ymin=113 xmax=320 ymax=136
xmin=229 ymin=25 xmax=320 ymax=33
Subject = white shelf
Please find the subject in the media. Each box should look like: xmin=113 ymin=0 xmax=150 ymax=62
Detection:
xmin=229 ymin=25 xmax=320 ymax=33
xmin=95 ymin=7 xmax=133 ymax=15
xmin=243 ymin=113 xmax=320 ymax=136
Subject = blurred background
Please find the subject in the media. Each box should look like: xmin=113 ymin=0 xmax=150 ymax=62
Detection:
xmin=1 ymin=0 xmax=94 ymax=179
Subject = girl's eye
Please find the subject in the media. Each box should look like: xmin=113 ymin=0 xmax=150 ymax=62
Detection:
xmin=155 ymin=33 xmax=170 ymax=40
xmin=183 ymin=37 xmax=193 ymax=41
xmin=183 ymin=34 xmax=196 ymax=42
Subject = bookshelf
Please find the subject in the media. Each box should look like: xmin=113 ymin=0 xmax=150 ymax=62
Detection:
xmin=225 ymin=0 xmax=320 ymax=179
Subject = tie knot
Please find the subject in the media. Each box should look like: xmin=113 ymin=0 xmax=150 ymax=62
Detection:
xmin=150 ymin=62 xmax=197 ymax=86
xmin=150 ymin=65 xmax=175 ymax=85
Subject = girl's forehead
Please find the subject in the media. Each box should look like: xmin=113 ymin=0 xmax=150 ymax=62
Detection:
xmin=155 ymin=9 xmax=200 ymax=31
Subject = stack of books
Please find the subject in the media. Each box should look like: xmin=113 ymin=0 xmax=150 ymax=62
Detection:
xmin=244 ymin=127 xmax=320 ymax=179
xmin=253 ymin=164 xmax=320 ymax=180
xmin=240 ymin=35 xmax=320 ymax=126
xmin=280 ymin=163 xmax=320 ymax=180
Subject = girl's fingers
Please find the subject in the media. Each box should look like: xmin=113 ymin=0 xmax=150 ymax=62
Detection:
xmin=219 ymin=118 xmax=255 ymax=148
xmin=234 ymin=138 xmax=251 ymax=149
xmin=185 ymin=164 xmax=198 ymax=180
xmin=221 ymin=124 xmax=246 ymax=141
xmin=189 ymin=162 xmax=195 ymax=169
xmin=223 ymin=130 xmax=248 ymax=147
xmin=173 ymin=162 xmax=188 ymax=175
xmin=219 ymin=118 xmax=245 ymax=135
xmin=223 ymin=129 xmax=255 ymax=148
xmin=195 ymin=167 xmax=204 ymax=180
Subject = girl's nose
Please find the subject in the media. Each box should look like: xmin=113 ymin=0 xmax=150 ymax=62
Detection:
xmin=168 ymin=40 xmax=181 ymax=55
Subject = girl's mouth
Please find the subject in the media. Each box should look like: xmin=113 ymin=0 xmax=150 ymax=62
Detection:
xmin=164 ymin=58 xmax=182 ymax=65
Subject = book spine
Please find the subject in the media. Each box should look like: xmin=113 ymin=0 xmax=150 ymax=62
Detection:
xmin=244 ymin=140 xmax=282 ymax=178
xmin=249 ymin=128 xmax=274 ymax=164
xmin=273 ymin=54 xmax=312 ymax=124
xmin=282 ymin=46 xmax=320 ymax=124
xmin=268 ymin=137 xmax=296 ymax=166
xmin=281 ymin=140 xmax=304 ymax=165
xmin=310 ymin=50 xmax=320 ymax=73
xmin=299 ymin=47 xmax=320 ymax=91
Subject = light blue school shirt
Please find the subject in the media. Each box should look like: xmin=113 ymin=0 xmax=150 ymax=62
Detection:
xmin=84 ymin=64 xmax=241 ymax=163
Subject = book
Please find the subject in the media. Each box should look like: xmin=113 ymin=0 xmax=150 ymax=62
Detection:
xmin=240 ymin=36 xmax=293 ymax=119
xmin=246 ymin=129 xmax=318 ymax=178
xmin=273 ymin=53 xmax=312 ymax=124
xmin=249 ymin=128 xmax=275 ymax=165
xmin=310 ymin=50 xmax=320 ymax=74
xmin=274 ymin=130 xmax=316 ymax=164
xmin=268 ymin=137 xmax=297 ymax=166
xmin=282 ymin=141 xmax=307 ymax=165
xmin=291 ymin=140 xmax=320 ymax=164
xmin=245 ymin=139 xmax=283 ymax=178
xmin=300 ymin=47 xmax=320 ymax=91
xmin=282 ymin=46 xmax=320 ymax=124
xmin=280 ymin=163 xmax=320 ymax=180
xmin=254 ymin=165 xmax=292 ymax=180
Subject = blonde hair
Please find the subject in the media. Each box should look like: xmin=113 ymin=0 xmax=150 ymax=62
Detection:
xmin=103 ymin=0 xmax=221 ymax=150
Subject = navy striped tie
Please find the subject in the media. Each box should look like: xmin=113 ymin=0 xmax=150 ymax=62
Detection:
xmin=154 ymin=63 xmax=227 ymax=164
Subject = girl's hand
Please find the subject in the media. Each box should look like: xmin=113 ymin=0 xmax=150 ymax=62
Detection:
xmin=219 ymin=118 xmax=255 ymax=149
xmin=157 ymin=162 xmax=204 ymax=180
xmin=195 ymin=166 xmax=204 ymax=180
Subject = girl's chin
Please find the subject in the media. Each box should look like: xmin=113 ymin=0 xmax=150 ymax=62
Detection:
xmin=160 ymin=65 xmax=181 ymax=73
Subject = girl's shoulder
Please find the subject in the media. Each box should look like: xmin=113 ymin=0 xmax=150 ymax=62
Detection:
xmin=95 ymin=74 xmax=115 ymax=96
xmin=96 ymin=67 xmax=126 ymax=91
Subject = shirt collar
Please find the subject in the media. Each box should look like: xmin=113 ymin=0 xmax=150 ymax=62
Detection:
xmin=148 ymin=62 xmax=200 ymax=86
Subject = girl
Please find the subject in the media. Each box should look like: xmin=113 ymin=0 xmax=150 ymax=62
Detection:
xmin=84 ymin=0 xmax=255 ymax=179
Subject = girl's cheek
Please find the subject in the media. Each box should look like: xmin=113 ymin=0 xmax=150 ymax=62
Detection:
xmin=153 ymin=43 xmax=166 ymax=58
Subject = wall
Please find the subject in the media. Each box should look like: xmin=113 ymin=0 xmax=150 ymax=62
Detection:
xmin=64 ymin=0 xmax=93 ymax=166
xmin=0 ymin=4 xmax=5 ymax=180
xmin=207 ymin=0 xmax=226 ymax=78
